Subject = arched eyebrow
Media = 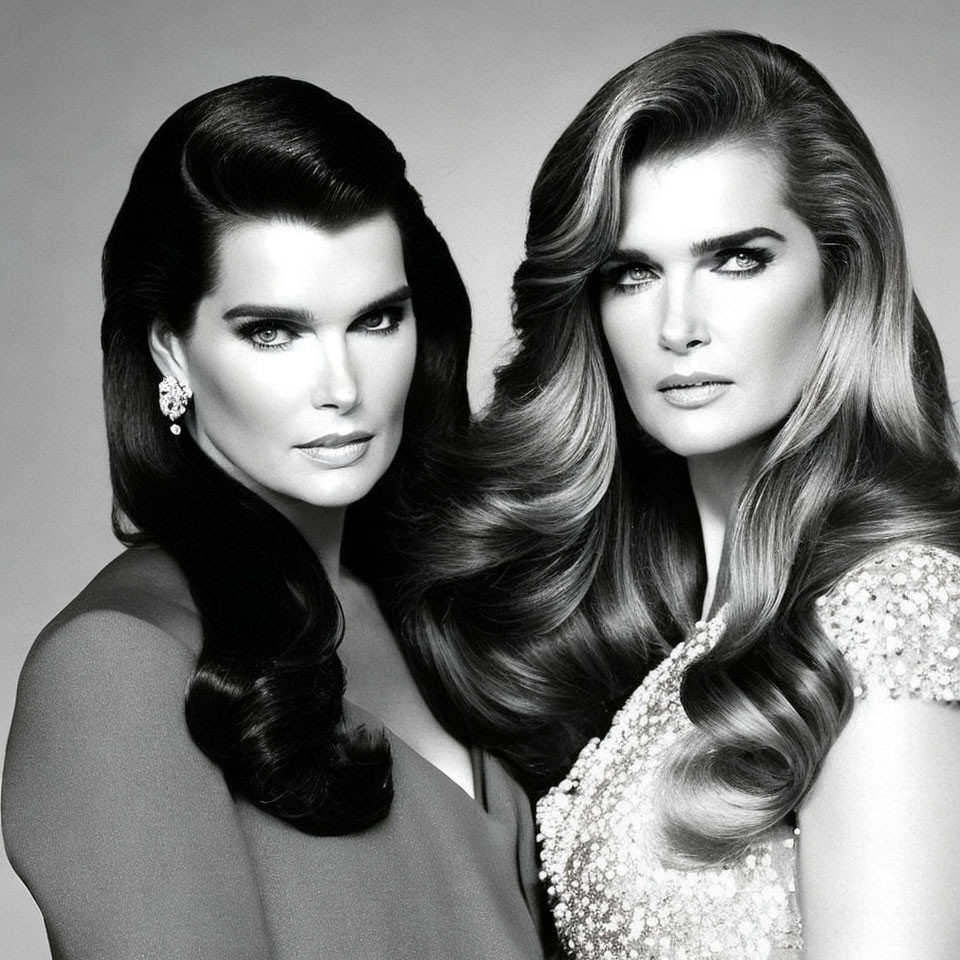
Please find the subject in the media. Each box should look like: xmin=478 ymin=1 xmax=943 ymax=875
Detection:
xmin=604 ymin=227 xmax=788 ymax=268
xmin=690 ymin=227 xmax=786 ymax=256
xmin=223 ymin=304 xmax=313 ymax=322
xmin=221 ymin=285 xmax=413 ymax=323
xmin=351 ymin=285 xmax=412 ymax=317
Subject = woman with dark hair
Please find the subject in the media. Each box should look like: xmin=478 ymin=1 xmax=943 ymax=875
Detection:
xmin=2 ymin=77 xmax=547 ymax=960
xmin=406 ymin=31 xmax=960 ymax=957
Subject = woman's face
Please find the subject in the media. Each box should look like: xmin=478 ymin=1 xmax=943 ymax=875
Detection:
xmin=154 ymin=214 xmax=417 ymax=518
xmin=599 ymin=142 xmax=825 ymax=464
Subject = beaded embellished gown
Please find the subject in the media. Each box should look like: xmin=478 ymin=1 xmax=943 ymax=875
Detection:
xmin=537 ymin=543 xmax=960 ymax=960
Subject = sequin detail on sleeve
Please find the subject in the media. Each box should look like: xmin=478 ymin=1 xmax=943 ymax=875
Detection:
xmin=816 ymin=544 xmax=960 ymax=703
xmin=536 ymin=542 xmax=960 ymax=960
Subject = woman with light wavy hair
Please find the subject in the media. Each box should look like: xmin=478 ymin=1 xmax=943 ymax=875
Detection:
xmin=403 ymin=30 xmax=960 ymax=957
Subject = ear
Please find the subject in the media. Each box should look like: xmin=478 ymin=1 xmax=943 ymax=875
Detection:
xmin=148 ymin=320 xmax=190 ymax=384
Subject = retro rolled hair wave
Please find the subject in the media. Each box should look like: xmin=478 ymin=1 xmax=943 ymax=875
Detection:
xmin=403 ymin=31 xmax=960 ymax=861
xmin=101 ymin=76 xmax=470 ymax=834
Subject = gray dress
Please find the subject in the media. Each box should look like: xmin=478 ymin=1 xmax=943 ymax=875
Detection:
xmin=239 ymin=701 xmax=549 ymax=960
xmin=2 ymin=547 xmax=550 ymax=960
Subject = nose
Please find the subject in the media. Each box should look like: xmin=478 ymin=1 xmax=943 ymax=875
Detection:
xmin=657 ymin=276 xmax=710 ymax=354
xmin=312 ymin=334 xmax=360 ymax=412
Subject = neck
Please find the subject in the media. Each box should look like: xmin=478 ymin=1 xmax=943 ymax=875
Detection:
xmin=275 ymin=500 xmax=348 ymax=591
xmin=687 ymin=445 xmax=757 ymax=620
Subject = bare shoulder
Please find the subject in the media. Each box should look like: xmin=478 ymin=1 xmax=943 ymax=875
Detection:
xmin=798 ymin=543 xmax=960 ymax=955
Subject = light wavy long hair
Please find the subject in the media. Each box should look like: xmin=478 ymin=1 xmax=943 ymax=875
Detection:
xmin=401 ymin=30 xmax=960 ymax=863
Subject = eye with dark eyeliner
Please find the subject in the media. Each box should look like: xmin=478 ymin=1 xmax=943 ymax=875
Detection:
xmin=235 ymin=320 xmax=298 ymax=350
xmin=712 ymin=247 xmax=774 ymax=276
xmin=605 ymin=263 xmax=659 ymax=294
xmin=350 ymin=305 xmax=407 ymax=335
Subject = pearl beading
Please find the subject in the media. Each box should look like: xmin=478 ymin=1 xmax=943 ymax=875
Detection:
xmin=537 ymin=543 xmax=960 ymax=959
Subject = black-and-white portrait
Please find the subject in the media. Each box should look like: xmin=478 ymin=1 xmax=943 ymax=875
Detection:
xmin=2 ymin=2 xmax=958 ymax=958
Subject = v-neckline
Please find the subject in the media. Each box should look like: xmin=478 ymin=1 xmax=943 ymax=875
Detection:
xmin=343 ymin=698 xmax=485 ymax=810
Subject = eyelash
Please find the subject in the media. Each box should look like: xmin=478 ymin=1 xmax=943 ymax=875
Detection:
xmin=713 ymin=247 xmax=774 ymax=276
xmin=350 ymin=306 xmax=406 ymax=336
xmin=605 ymin=246 xmax=775 ymax=294
xmin=236 ymin=321 xmax=297 ymax=351
xmin=236 ymin=307 xmax=407 ymax=350
xmin=607 ymin=264 xmax=657 ymax=294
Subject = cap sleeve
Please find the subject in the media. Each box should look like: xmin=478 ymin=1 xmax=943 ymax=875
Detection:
xmin=816 ymin=543 xmax=960 ymax=702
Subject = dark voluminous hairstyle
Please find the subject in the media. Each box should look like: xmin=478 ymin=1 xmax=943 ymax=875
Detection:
xmin=101 ymin=76 xmax=470 ymax=834
xmin=401 ymin=31 xmax=960 ymax=861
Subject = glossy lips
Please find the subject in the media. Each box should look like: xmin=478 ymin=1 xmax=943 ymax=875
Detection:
xmin=296 ymin=432 xmax=373 ymax=466
xmin=656 ymin=372 xmax=732 ymax=408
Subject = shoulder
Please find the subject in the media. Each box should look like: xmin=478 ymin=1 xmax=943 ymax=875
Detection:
xmin=4 ymin=546 xmax=212 ymax=848
xmin=800 ymin=543 xmax=960 ymax=954
xmin=7 ymin=547 xmax=203 ymax=781
xmin=3 ymin=555 xmax=272 ymax=958
xmin=29 ymin=545 xmax=202 ymax=671
xmin=816 ymin=542 xmax=960 ymax=702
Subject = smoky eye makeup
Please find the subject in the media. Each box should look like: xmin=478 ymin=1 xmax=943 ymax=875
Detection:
xmin=233 ymin=318 xmax=300 ymax=350
xmin=349 ymin=304 xmax=409 ymax=335
xmin=222 ymin=305 xmax=311 ymax=351
xmin=711 ymin=246 xmax=776 ymax=276
xmin=598 ymin=249 xmax=662 ymax=294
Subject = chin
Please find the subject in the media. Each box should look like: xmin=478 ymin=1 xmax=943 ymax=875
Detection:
xmin=645 ymin=429 xmax=749 ymax=461
xmin=248 ymin=469 xmax=385 ymax=516
xmin=302 ymin=476 xmax=383 ymax=508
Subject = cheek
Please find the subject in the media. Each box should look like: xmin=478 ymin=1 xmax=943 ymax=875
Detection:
xmin=193 ymin=354 xmax=293 ymax=436
xmin=602 ymin=318 xmax=656 ymax=400
xmin=760 ymin=288 xmax=824 ymax=392
xmin=360 ymin=333 xmax=418 ymax=421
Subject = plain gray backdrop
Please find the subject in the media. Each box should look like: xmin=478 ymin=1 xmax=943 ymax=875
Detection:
xmin=2 ymin=0 xmax=958 ymax=955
